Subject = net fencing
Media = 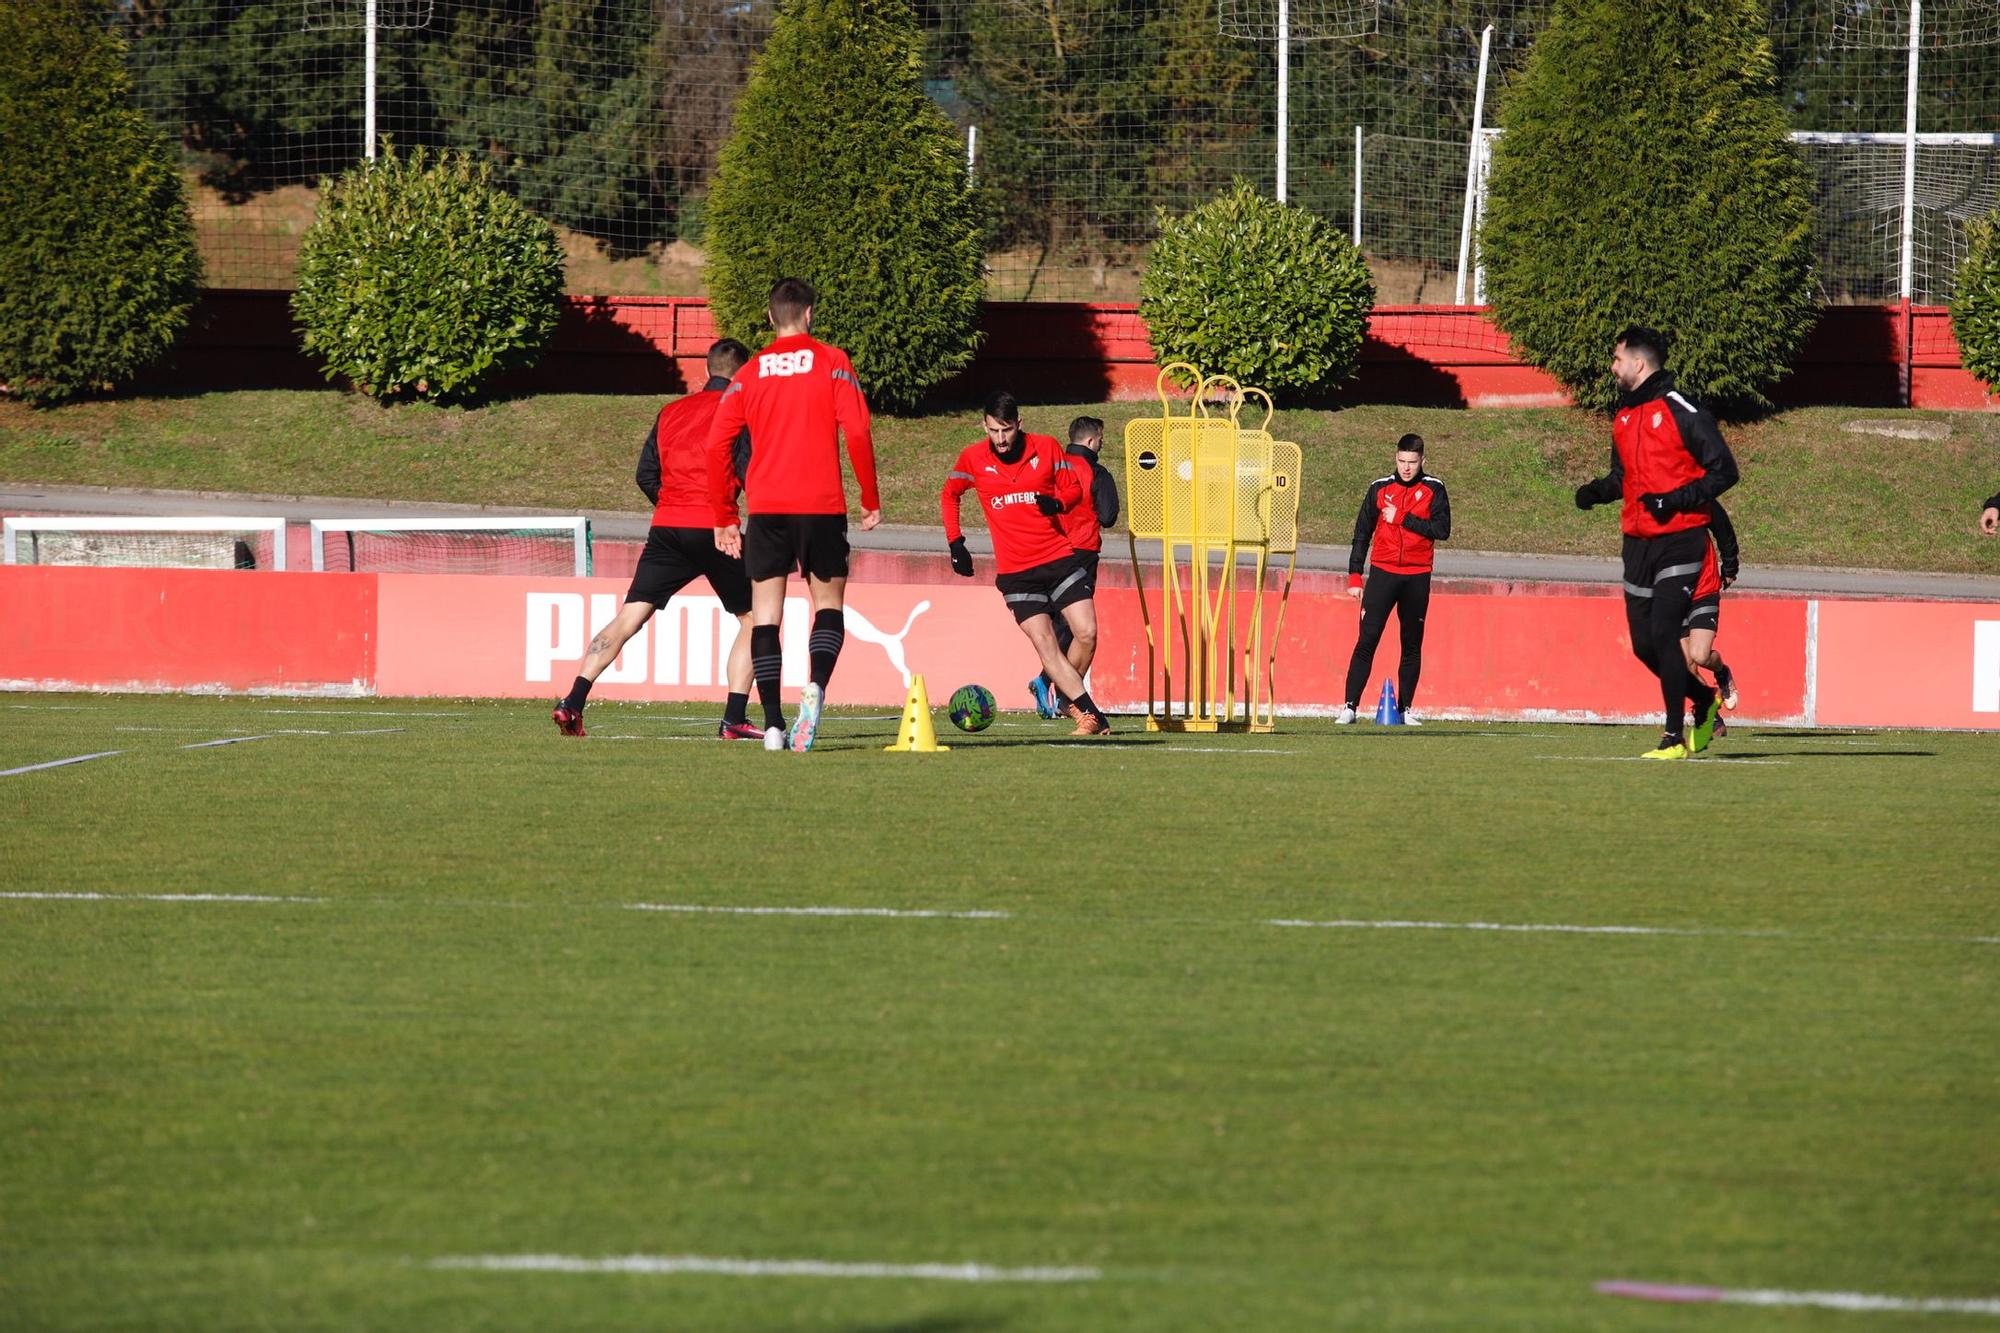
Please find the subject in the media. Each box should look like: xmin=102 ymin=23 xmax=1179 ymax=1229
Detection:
xmin=113 ymin=1 xmax=2000 ymax=305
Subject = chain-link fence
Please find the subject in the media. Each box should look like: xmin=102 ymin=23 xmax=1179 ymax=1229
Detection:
xmin=114 ymin=1 xmax=2000 ymax=303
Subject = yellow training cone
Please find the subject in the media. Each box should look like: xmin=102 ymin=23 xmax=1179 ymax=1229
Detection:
xmin=884 ymin=673 xmax=949 ymax=752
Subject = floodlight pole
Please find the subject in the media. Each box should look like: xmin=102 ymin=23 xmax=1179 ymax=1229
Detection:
xmin=364 ymin=0 xmax=377 ymax=160
xmin=1454 ymin=24 xmax=1495 ymax=306
xmin=1276 ymin=0 xmax=1290 ymax=202
xmin=967 ymin=124 xmax=978 ymax=183
xmin=1900 ymin=0 xmax=1921 ymax=404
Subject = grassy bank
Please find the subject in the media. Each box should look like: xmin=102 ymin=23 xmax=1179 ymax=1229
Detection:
xmin=3 ymin=391 xmax=1998 ymax=573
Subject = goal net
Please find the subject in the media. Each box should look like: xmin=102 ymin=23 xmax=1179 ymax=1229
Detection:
xmin=309 ymin=517 xmax=592 ymax=576
xmin=2 ymin=517 xmax=288 ymax=570
xmin=1795 ymin=132 xmax=2000 ymax=304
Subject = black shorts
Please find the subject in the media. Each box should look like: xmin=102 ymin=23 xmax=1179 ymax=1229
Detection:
xmin=626 ymin=526 xmax=751 ymax=615
xmin=1620 ymin=529 xmax=1710 ymax=604
xmin=1684 ymin=594 xmax=1721 ymax=631
xmin=745 ymin=513 xmax=849 ymax=583
xmin=994 ymin=551 xmax=1095 ymax=625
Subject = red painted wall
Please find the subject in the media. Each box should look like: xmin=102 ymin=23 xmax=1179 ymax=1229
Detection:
xmin=149 ymin=291 xmax=1996 ymax=410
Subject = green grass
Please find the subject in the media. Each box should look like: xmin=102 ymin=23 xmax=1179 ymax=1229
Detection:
xmin=3 ymin=694 xmax=1996 ymax=1330
xmin=4 ymin=393 xmax=2000 ymax=575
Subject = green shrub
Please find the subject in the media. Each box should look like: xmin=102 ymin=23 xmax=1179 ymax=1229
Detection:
xmin=1479 ymin=0 xmax=1817 ymax=413
xmin=1951 ymin=212 xmax=2000 ymax=390
xmin=1139 ymin=180 xmax=1375 ymax=397
xmin=292 ymin=147 xmax=565 ymax=403
xmin=704 ymin=0 xmax=983 ymax=413
xmin=0 ymin=0 xmax=200 ymax=406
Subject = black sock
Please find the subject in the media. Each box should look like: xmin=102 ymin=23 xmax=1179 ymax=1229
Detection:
xmin=808 ymin=608 xmax=845 ymax=691
xmin=751 ymin=625 xmax=784 ymax=730
xmin=1072 ymin=689 xmax=1108 ymax=723
xmin=562 ymin=675 xmax=592 ymax=712
xmin=724 ymin=691 xmax=749 ymax=726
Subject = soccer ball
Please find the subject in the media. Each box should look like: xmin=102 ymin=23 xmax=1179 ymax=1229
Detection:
xmin=947 ymin=684 xmax=996 ymax=733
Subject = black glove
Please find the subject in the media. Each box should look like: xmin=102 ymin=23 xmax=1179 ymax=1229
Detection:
xmin=1034 ymin=494 xmax=1064 ymax=516
xmin=1574 ymin=484 xmax=1598 ymax=511
xmin=948 ymin=537 xmax=974 ymax=578
xmin=1640 ymin=492 xmax=1676 ymax=519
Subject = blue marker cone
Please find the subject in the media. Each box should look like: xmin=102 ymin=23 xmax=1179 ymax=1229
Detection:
xmin=1374 ymin=678 xmax=1403 ymax=726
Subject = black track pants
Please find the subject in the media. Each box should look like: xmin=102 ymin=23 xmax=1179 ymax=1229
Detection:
xmin=1343 ymin=568 xmax=1432 ymax=710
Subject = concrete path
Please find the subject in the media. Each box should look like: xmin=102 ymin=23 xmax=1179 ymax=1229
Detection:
xmin=6 ymin=481 xmax=1999 ymax=601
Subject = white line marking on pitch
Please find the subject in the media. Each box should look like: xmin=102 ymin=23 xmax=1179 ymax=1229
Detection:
xmin=341 ymin=727 xmax=406 ymax=736
xmin=0 ymin=750 xmax=124 ymax=777
xmin=1598 ymin=1280 xmax=2000 ymax=1316
xmin=0 ymin=892 xmax=324 ymax=904
xmin=7 ymin=704 xmax=107 ymax=711
xmin=1269 ymin=918 xmax=1788 ymax=939
xmin=628 ymin=903 xmax=1010 ymax=920
xmin=263 ymin=709 xmax=466 ymax=717
xmin=1532 ymin=755 xmax=1791 ymax=765
xmin=180 ymin=735 xmax=275 ymax=749
xmin=425 ymin=1254 xmax=1098 ymax=1283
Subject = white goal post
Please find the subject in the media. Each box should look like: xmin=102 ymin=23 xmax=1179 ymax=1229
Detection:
xmin=308 ymin=516 xmax=592 ymax=577
xmin=2 ymin=516 xmax=289 ymax=570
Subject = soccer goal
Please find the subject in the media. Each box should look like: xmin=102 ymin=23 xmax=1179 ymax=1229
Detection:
xmin=308 ymin=517 xmax=592 ymax=577
xmin=2 ymin=516 xmax=288 ymax=570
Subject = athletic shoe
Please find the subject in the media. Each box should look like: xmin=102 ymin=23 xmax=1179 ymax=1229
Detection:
xmin=1066 ymin=703 xmax=1111 ymax=737
xmin=1712 ymin=714 xmax=1729 ymax=739
xmin=789 ymin=683 xmax=824 ymax=752
xmin=1402 ymin=712 xmax=1423 ymax=728
xmin=551 ymin=704 xmax=585 ymax=737
xmin=1641 ymin=732 xmax=1690 ymax=760
xmin=717 ymin=720 xmax=764 ymax=741
xmin=1028 ymin=676 xmax=1059 ymax=719
xmin=1714 ymin=661 xmax=1740 ymax=710
xmin=762 ymin=726 xmax=786 ymax=752
xmin=1689 ymin=695 xmax=1723 ymax=754
xmin=1334 ymin=705 xmax=1357 ymax=725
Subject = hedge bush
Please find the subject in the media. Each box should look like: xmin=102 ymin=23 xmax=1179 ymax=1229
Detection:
xmin=704 ymin=0 xmax=983 ymax=413
xmin=1951 ymin=212 xmax=2000 ymax=390
xmin=1140 ymin=180 xmax=1375 ymax=397
xmin=292 ymin=146 xmax=564 ymax=402
xmin=1479 ymin=0 xmax=1817 ymax=413
xmin=0 ymin=0 xmax=201 ymax=405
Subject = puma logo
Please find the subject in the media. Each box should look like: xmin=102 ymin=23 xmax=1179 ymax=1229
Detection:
xmin=843 ymin=600 xmax=932 ymax=687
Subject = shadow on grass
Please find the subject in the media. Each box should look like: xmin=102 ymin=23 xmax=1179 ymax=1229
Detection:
xmin=1716 ymin=749 xmax=1937 ymax=759
xmin=840 ymin=1314 xmax=1010 ymax=1333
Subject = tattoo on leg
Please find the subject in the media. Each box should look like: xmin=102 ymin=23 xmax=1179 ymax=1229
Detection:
xmin=588 ymin=631 xmax=614 ymax=655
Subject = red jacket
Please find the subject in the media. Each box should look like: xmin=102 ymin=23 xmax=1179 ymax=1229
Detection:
xmin=941 ymin=433 xmax=1083 ymax=574
xmin=706 ymin=333 xmax=879 ymax=522
xmin=1347 ymin=472 xmax=1451 ymax=585
xmin=638 ymin=377 xmax=733 ymax=528
xmin=1055 ymin=444 xmax=1121 ymax=554
xmin=1579 ymin=370 xmax=1737 ymax=538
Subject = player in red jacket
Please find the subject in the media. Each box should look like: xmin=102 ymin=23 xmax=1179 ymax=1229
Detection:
xmin=941 ymin=391 xmax=1113 ymax=735
xmin=1027 ymin=415 xmax=1121 ymax=718
xmin=1337 ymin=433 xmax=1451 ymax=726
xmin=1575 ymin=326 xmax=1739 ymax=759
xmin=706 ymin=278 xmax=881 ymax=753
xmin=552 ymin=338 xmax=757 ymax=739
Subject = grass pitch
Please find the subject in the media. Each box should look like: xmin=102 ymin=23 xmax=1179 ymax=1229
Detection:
xmin=3 ymin=694 xmax=1996 ymax=1331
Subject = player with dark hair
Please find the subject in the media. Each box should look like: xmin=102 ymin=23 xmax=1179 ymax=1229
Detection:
xmin=943 ymin=391 xmax=1113 ymax=736
xmin=1027 ymin=414 xmax=1121 ymax=718
xmin=1576 ymin=325 xmax=1739 ymax=759
xmin=1336 ymin=433 xmax=1451 ymax=726
xmin=1680 ymin=499 xmax=1740 ymax=718
xmin=707 ymin=278 xmax=881 ymax=753
xmin=1980 ymin=490 xmax=1999 ymax=537
xmin=553 ymin=338 xmax=758 ymax=739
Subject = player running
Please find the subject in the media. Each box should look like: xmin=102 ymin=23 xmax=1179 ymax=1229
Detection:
xmin=1575 ymin=326 xmax=1738 ymax=759
xmin=1336 ymin=433 xmax=1451 ymax=726
xmin=943 ymin=391 xmax=1114 ymax=736
xmin=1027 ymin=415 xmax=1120 ymax=719
xmin=1680 ymin=499 xmax=1740 ymax=726
xmin=707 ymin=278 xmax=881 ymax=753
xmin=552 ymin=339 xmax=759 ymax=740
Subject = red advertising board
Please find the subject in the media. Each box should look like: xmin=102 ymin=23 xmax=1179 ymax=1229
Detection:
xmin=1814 ymin=599 xmax=2000 ymax=728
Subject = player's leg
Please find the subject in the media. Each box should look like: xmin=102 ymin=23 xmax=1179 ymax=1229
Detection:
xmin=803 ymin=572 xmax=846 ymax=691
xmin=1342 ymin=568 xmax=1395 ymax=718
xmin=1650 ymin=554 xmax=1718 ymax=751
xmin=1054 ymin=554 xmax=1098 ymax=676
xmin=555 ymin=529 xmax=688 ymax=735
xmin=741 ymin=516 xmax=795 ymax=741
xmin=787 ymin=517 xmax=851 ymax=753
xmin=694 ymin=529 xmax=762 ymax=739
xmin=1393 ymin=571 xmax=1430 ymax=718
xmin=1016 ymin=612 xmax=1110 ymax=734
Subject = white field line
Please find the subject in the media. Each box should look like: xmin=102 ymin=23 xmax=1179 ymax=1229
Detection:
xmin=1597 ymin=1280 xmax=2000 ymax=1316
xmin=264 ymin=709 xmax=466 ymax=717
xmin=180 ymin=735 xmax=275 ymax=749
xmin=1269 ymin=918 xmax=1786 ymax=940
xmin=425 ymin=1254 xmax=1098 ymax=1283
xmin=6 ymin=704 xmax=108 ymax=711
xmin=341 ymin=728 xmax=406 ymax=736
xmin=1532 ymin=755 xmax=1791 ymax=765
xmin=0 ymin=891 xmax=324 ymax=904
xmin=0 ymin=750 xmax=124 ymax=777
xmin=629 ymin=903 xmax=1010 ymax=920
